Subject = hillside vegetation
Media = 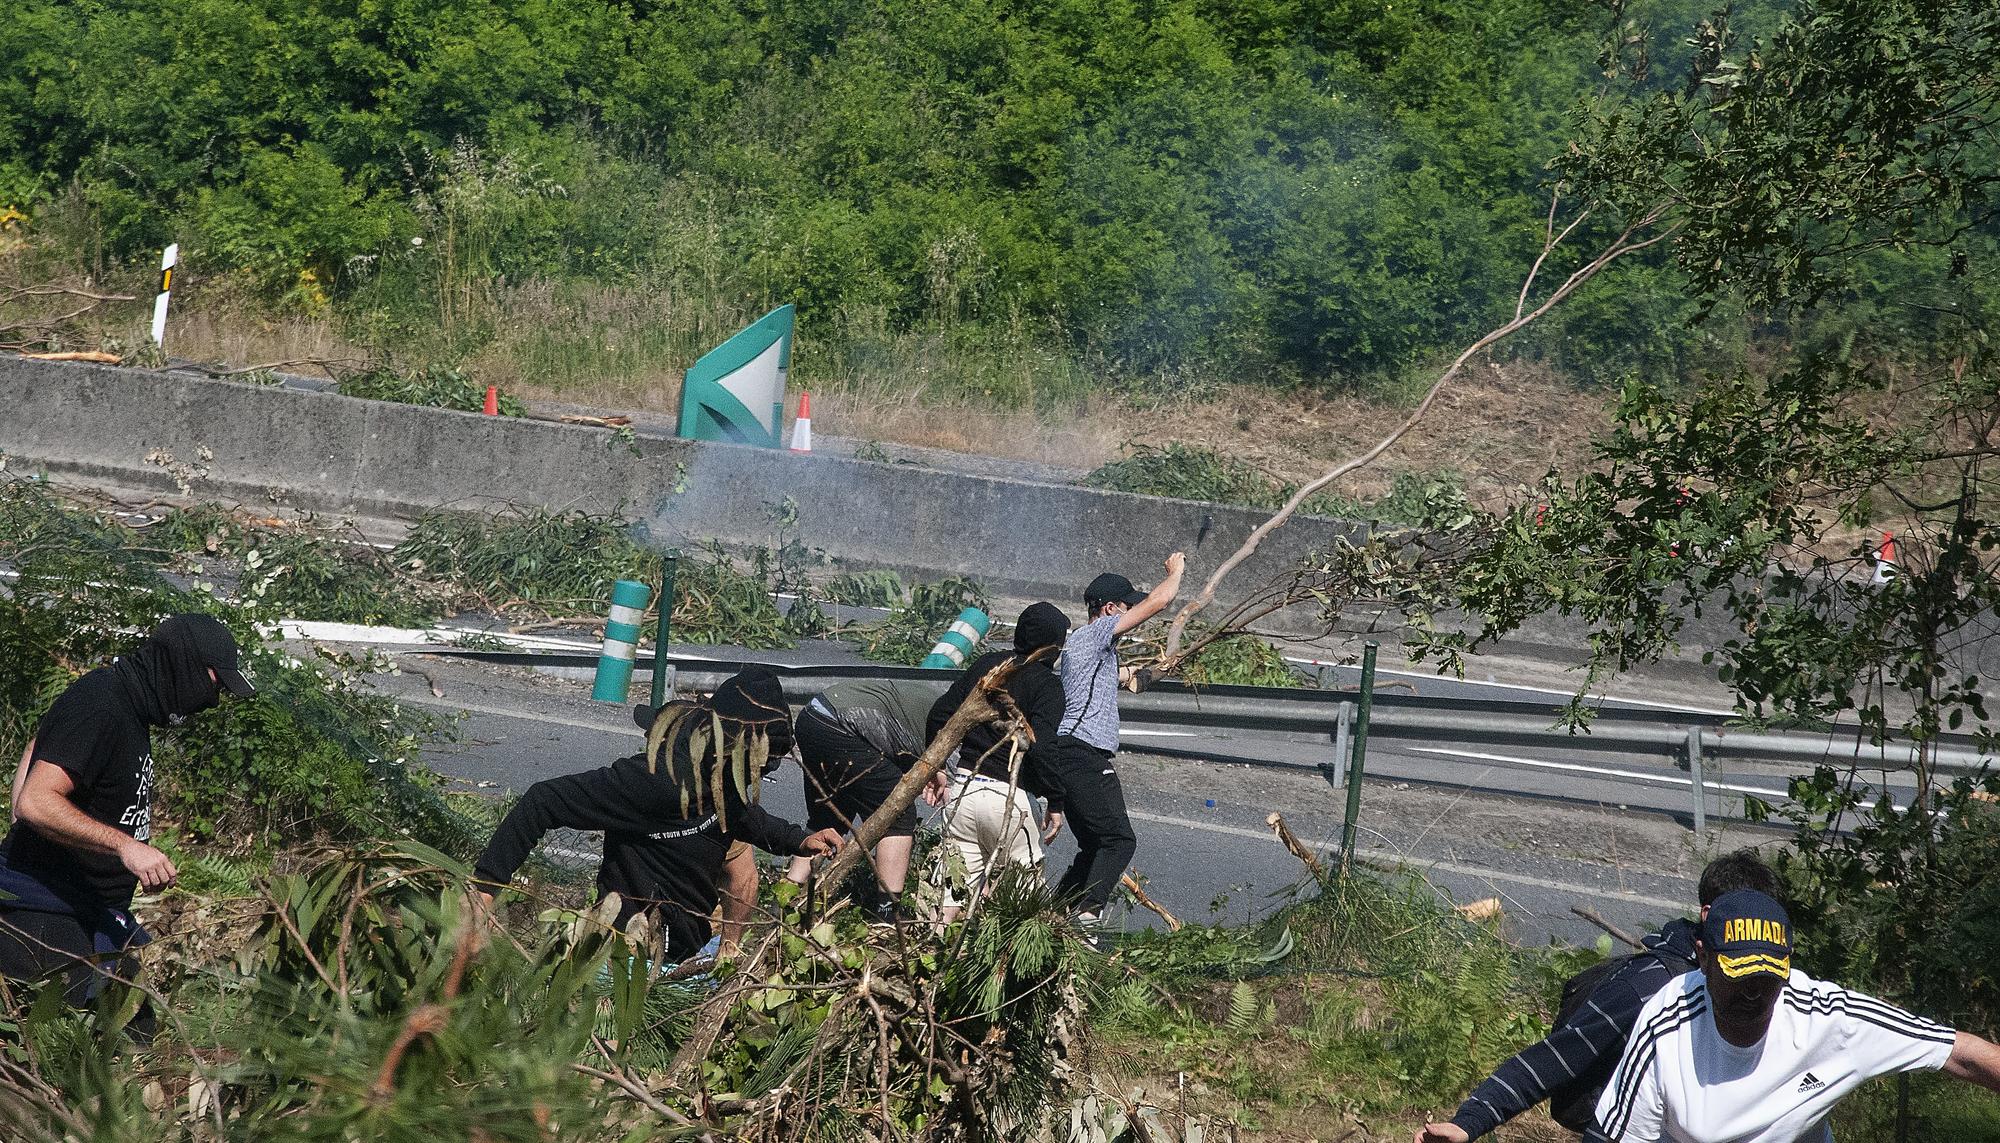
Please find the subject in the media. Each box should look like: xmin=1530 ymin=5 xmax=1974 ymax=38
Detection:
xmin=9 ymin=0 xmax=1990 ymax=420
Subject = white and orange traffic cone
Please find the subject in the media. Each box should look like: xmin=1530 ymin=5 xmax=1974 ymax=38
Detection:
xmin=1871 ymin=532 xmax=1898 ymax=585
xmin=789 ymin=391 xmax=813 ymax=452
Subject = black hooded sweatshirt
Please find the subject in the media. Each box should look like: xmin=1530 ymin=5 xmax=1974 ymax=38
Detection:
xmin=926 ymin=650 xmax=1066 ymax=794
xmin=2 ymin=631 xmax=220 ymax=910
xmin=472 ymin=708 xmax=811 ymax=960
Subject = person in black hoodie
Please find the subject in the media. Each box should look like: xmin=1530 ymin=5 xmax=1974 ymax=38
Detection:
xmin=923 ymin=602 xmax=1069 ymax=922
xmin=0 ymin=613 xmax=256 ymax=1035
xmin=472 ymin=667 xmax=842 ymax=961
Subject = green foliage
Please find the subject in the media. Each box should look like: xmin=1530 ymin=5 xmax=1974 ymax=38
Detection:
xmin=0 ymin=480 xmax=164 ymax=760
xmin=670 ymin=542 xmax=797 ymax=650
xmin=823 ymin=568 xmax=906 ymax=609
xmin=337 ymin=364 xmax=525 ymax=416
xmin=0 ymin=846 xmax=1098 ymax=1140
xmin=859 ymin=576 xmax=992 ymax=665
xmin=1768 ymin=771 xmax=2000 ymax=1034
xmin=1178 ymin=632 xmax=1300 ymax=689
xmin=0 ymin=479 xmax=478 ymax=855
xmin=1101 ymin=871 xmax=1556 ymax=1116
xmin=0 ymin=0 xmax=1780 ymax=389
xmin=394 ymin=506 xmax=655 ymax=613
xmin=1562 ymin=0 xmax=2000 ymax=317
xmin=138 ymin=507 xmax=442 ymax=627
xmin=1086 ymin=443 xmax=1291 ymax=510
xmin=1433 ymin=0 xmax=2000 ymax=1031
xmin=159 ymin=694 xmax=378 ymax=842
xmin=1128 ymin=622 xmax=1301 ymax=689
xmin=393 ymin=505 xmax=833 ymax=644
xmin=242 ymin=529 xmax=445 ymax=627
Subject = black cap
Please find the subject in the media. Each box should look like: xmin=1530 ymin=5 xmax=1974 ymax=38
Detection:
xmin=710 ymin=665 xmax=789 ymax=724
xmin=153 ymin=614 xmax=255 ymax=697
xmin=1083 ymin=572 xmax=1147 ymax=608
xmin=1013 ymin=602 xmax=1071 ymax=652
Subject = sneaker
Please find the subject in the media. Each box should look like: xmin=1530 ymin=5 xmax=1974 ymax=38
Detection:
xmin=1074 ymin=910 xmax=1108 ymax=950
xmin=866 ymin=891 xmax=904 ymax=928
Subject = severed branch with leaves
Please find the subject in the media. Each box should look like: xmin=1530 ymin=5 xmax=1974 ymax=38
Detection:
xmin=1144 ymin=186 xmax=1675 ymax=680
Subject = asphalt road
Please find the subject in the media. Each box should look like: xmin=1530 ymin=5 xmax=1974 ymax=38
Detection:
xmin=363 ymin=648 xmax=1798 ymax=951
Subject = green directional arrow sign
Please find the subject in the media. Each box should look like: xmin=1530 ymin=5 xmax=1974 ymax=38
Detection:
xmin=676 ymin=305 xmax=794 ymax=447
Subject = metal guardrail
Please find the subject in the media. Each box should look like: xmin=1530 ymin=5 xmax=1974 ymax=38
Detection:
xmin=425 ymin=649 xmax=1993 ymax=829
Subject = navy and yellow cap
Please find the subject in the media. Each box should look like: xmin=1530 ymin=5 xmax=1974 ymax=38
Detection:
xmin=1703 ymin=889 xmax=1792 ymax=980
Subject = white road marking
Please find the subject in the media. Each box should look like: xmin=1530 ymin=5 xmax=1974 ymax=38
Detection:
xmin=1124 ymin=809 xmax=1685 ymax=911
xmin=1282 ymin=656 xmax=1736 ymax=716
xmin=1409 ymin=746 xmax=1789 ymax=799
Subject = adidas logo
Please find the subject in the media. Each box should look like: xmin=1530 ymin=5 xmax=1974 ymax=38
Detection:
xmin=1796 ymin=1072 xmax=1825 ymax=1093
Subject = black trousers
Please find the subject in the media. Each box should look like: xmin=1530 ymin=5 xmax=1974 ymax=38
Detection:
xmin=795 ymin=702 xmax=916 ymax=837
xmin=1049 ymin=737 xmax=1137 ymax=914
xmin=0 ymin=907 xmax=156 ymax=1043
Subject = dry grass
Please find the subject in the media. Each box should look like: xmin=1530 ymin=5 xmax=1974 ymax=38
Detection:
xmin=4 ymin=229 xmax=1616 ymax=503
xmin=167 ymin=297 xmax=373 ymax=377
xmin=1116 ymin=362 xmax=1614 ymax=510
xmin=807 ymin=378 xmax=1131 ymax=467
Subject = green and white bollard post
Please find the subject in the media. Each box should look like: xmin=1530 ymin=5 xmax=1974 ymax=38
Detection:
xmin=918 ymin=608 xmax=990 ymax=669
xmin=591 ymin=579 xmax=654 ymax=702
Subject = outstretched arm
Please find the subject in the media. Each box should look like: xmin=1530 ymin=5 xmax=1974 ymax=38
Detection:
xmin=1945 ymin=1031 xmax=2000 ymax=1093
xmin=473 ymin=769 xmax=651 ymax=889
xmin=1424 ymin=978 xmax=1640 ymax=1141
xmin=1112 ymin=552 xmax=1186 ymax=634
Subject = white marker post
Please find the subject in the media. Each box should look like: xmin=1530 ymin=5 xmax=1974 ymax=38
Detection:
xmin=149 ymin=243 xmax=178 ymax=348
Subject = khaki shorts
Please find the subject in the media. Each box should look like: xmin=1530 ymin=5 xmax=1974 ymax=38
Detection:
xmin=939 ymin=771 xmax=1044 ymax=907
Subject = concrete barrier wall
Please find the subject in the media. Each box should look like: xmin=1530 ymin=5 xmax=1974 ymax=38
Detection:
xmin=0 ymin=358 xmax=1368 ymax=606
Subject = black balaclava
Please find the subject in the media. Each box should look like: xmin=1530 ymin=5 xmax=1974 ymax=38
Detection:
xmin=114 ymin=623 xmax=221 ymax=727
xmin=1013 ymin=602 xmax=1071 ymax=655
xmin=711 ymin=666 xmax=795 ymax=761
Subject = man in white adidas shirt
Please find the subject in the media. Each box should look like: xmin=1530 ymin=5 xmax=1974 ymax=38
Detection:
xmin=1590 ymin=889 xmax=2000 ymax=1142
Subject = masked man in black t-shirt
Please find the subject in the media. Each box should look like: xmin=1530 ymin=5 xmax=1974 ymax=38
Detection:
xmin=472 ymin=667 xmax=844 ymax=961
xmin=0 ymin=614 xmax=256 ymax=1033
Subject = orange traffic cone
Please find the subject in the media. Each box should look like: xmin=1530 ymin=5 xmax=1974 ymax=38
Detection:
xmin=789 ymin=391 xmax=813 ymax=452
xmin=483 ymin=385 xmax=499 ymax=416
xmin=1871 ymin=532 xmax=1897 ymax=585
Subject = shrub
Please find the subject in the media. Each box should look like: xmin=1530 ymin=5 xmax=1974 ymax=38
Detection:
xmin=337 ymin=364 xmax=526 ymax=416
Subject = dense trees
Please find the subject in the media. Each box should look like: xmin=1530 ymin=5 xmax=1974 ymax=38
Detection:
xmin=3 ymin=1 xmax=1993 ymax=389
xmin=0 ymin=0 xmax=1715 ymax=384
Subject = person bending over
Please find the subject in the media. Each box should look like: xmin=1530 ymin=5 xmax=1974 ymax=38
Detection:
xmin=0 ymin=614 xmax=256 ymax=1039
xmin=783 ymin=677 xmax=940 ymax=923
xmin=473 ymin=667 xmax=841 ymax=962
xmin=924 ymin=603 xmax=1069 ymax=923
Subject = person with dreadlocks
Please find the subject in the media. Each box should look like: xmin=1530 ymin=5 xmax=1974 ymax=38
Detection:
xmin=0 ymin=613 xmax=256 ymax=1038
xmin=923 ymin=602 xmax=1071 ymax=923
xmin=472 ymin=666 xmax=843 ymax=961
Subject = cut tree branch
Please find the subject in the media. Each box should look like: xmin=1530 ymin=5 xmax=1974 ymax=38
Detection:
xmin=667 ymin=655 xmax=1032 ymax=1088
xmin=1159 ymin=199 xmax=1677 ymax=667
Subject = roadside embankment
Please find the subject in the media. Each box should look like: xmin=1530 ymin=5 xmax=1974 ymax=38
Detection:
xmin=1 ymin=358 xmax=1363 ymax=606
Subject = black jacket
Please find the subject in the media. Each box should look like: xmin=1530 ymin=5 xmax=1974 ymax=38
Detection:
xmin=1452 ymin=917 xmax=1701 ymax=1137
xmin=473 ymin=722 xmax=810 ymax=959
xmin=926 ymin=650 xmax=1065 ymax=795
